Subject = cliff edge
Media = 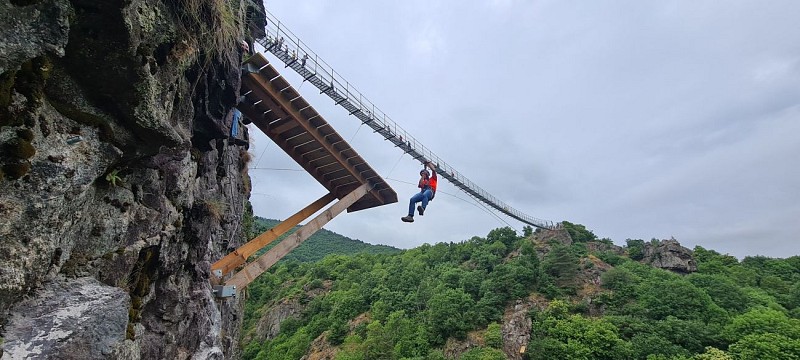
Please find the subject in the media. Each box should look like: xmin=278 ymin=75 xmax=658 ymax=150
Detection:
xmin=0 ymin=0 xmax=265 ymax=358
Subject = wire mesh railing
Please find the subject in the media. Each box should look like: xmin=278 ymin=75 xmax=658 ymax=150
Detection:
xmin=255 ymin=10 xmax=559 ymax=230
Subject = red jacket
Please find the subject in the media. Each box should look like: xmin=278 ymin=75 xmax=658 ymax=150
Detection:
xmin=419 ymin=171 xmax=437 ymax=193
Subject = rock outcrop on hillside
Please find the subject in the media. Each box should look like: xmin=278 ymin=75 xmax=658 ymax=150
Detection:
xmin=501 ymin=299 xmax=534 ymax=360
xmin=0 ymin=0 xmax=265 ymax=358
xmin=248 ymin=281 xmax=333 ymax=344
xmin=534 ymin=227 xmax=573 ymax=246
xmin=641 ymin=238 xmax=697 ymax=274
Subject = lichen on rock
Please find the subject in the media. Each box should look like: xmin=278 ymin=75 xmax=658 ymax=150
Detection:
xmin=0 ymin=0 xmax=266 ymax=358
xmin=641 ymin=238 xmax=698 ymax=274
xmin=2 ymin=277 xmax=130 ymax=359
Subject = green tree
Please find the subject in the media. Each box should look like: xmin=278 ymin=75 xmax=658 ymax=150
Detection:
xmin=523 ymin=225 xmax=533 ymax=237
xmin=561 ymin=221 xmax=597 ymax=243
xmin=336 ymin=335 xmax=365 ymax=360
xmin=460 ymin=347 xmax=506 ymax=360
xmin=687 ymin=273 xmax=749 ymax=314
xmin=722 ymin=307 xmax=800 ymax=342
xmin=364 ymin=321 xmax=392 ymax=360
xmin=242 ymin=225 xmax=800 ymax=360
xmin=329 ymin=319 xmax=349 ymax=345
xmin=530 ymin=303 xmax=633 ymax=360
xmin=692 ymin=246 xmax=739 ymax=276
xmin=692 ymin=347 xmax=732 ymax=360
xmin=651 ymin=316 xmax=719 ymax=354
xmin=485 ymin=322 xmax=503 ymax=349
xmin=629 ymin=332 xmax=690 ymax=359
xmin=471 ymin=247 xmax=500 ymax=272
xmin=486 ymin=227 xmax=519 ymax=248
xmin=728 ymin=333 xmax=800 ymax=360
xmin=600 ymin=266 xmax=641 ymax=306
xmin=639 ymin=278 xmax=726 ymax=322
xmin=386 ymin=311 xmax=427 ymax=358
xmin=487 ymin=241 xmax=508 ymax=258
xmin=426 ymin=288 xmax=476 ymax=344
xmin=426 ymin=349 xmax=446 ymax=360
xmin=541 ymin=244 xmax=579 ymax=290
xmin=626 ymin=239 xmax=646 ymax=261
xmin=269 ymin=328 xmax=312 ymax=360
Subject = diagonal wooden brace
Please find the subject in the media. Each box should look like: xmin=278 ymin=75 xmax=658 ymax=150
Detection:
xmin=211 ymin=192 xmax=337 ymax=281
xmin=224 ymin=183 xmax=371 ymax=292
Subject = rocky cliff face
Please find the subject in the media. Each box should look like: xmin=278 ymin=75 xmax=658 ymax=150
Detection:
xmin=0 ymin=0 xmax=264 ymax=358
xmin=247 ymin=281 xmax=333 ymax=344
xmin=500 ymin=298 xmax=534 ymax=360
xmin=641 ymin=238 xmax=697 ymax=274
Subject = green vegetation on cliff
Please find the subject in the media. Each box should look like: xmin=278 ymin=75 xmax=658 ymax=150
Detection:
xmin=241 ymin=224 xmax=800 ymax=360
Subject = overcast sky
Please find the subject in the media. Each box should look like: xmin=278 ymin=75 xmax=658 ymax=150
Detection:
xmin=247 ymin=1 xmax=799 ymax=259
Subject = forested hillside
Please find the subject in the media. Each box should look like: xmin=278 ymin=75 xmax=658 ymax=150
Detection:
xmin=248 ymin=217 xmax=401 ymax=263
xmin=241 ymin=222 xmax=800 ymax=360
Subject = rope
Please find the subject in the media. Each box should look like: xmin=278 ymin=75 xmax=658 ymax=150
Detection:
xmin=249 ymin=167 xmax=306 ymax=172
xmin=252 ymin=141 xmax=270 ymax=169
xmin=260 ymin=10 xmax=557 ymax=230
xmin=470 ymin=193 xmax=518 ymax=232
xmin=349 ymin=122 xmax=364 ymax=143
xmin=384 ymin=151 xmax=405 ymax=179
xmin=250 ymin=192 xmax=273 ymax=197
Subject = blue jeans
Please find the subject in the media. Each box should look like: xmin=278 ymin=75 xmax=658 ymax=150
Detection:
xmin=408 ymin=189 xmax=433 ymax=216
xmin=231 ymin=109 xmax=241 ymax=137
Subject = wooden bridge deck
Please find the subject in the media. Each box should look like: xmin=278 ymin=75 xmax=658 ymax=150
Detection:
xmin=238 ymin=53 xmax=397 ymax=211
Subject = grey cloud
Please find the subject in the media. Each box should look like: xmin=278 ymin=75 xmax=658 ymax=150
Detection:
xmin=250 ymin=1 xmax=800 ymax=258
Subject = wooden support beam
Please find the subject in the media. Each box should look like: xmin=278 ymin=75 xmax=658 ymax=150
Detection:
xmin=225 ymin=183 xmax=371 ymax=290
xmin=211 ymin=192 xmax=337 ymax=279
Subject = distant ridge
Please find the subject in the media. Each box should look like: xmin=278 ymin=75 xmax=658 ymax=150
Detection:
xmin=250 ymin=217 xmax=401 ymax=263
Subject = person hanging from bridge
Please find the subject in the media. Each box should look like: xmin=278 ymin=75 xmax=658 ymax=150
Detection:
xmin=401 ymin=161 xmax=437 ymax=223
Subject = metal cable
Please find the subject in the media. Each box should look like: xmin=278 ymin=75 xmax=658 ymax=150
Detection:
xmin=387 ymin=177 xmax=515 ymax=230
xmin=258 ymin=10 xmax=558 ymax=230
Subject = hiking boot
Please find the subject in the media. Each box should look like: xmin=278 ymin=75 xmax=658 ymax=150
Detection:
xmin=417 ymin=205 xmax=425 ymax=216
xmin=401 ymin=215 xmax=414 ymax=223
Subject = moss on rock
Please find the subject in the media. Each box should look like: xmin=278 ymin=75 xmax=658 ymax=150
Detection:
xmin=1 ymin=56 xmax=52 ymax=127
xmin=126 ymin=246 xmax=160 ymax=340
xmin=3 ymin=161 xmax=31 ymax=179
xmin=5 ymin=139 xmax=36 ymax=159
xmin=17 ymin=128 xmax=34 ymax=141
xmin=0 ymin=70 xmax=20 ymax=128
xmin=16 ymin=56 xmax=51 ymax=108
xmin=49 ymin=100 xmax=115 ymax=142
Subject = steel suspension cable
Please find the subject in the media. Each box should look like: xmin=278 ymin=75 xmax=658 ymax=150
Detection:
xmin=256 ymin=10 xmax=559 ymax=230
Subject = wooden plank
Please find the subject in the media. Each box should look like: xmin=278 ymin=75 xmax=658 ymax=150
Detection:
xmin=238 ymin=106 xmax=334 ymax=185
xmin=225 ymin=183 xmax=371 ymax=290
xmin=244 ymin=71 xmax=385 ymax=204
xmin=210 ymin=192 xmax=337 ymax=278
xmin=239 ymin=54 xmax=396 ymax=212
xmin=240 ymin=79 xmax=348 ymax=198
xmin=270 ymin=120 xmax=300 ymax=135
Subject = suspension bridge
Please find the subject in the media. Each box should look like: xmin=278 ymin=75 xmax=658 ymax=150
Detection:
xmin=257 ymin=10 xmax=559 ymax=231
xmin=211 ymin=10 xmax=561 ymax=298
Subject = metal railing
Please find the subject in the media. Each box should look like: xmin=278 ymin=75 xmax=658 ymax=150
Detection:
xmin=255 ymin=10 xmax=559 ymax=230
